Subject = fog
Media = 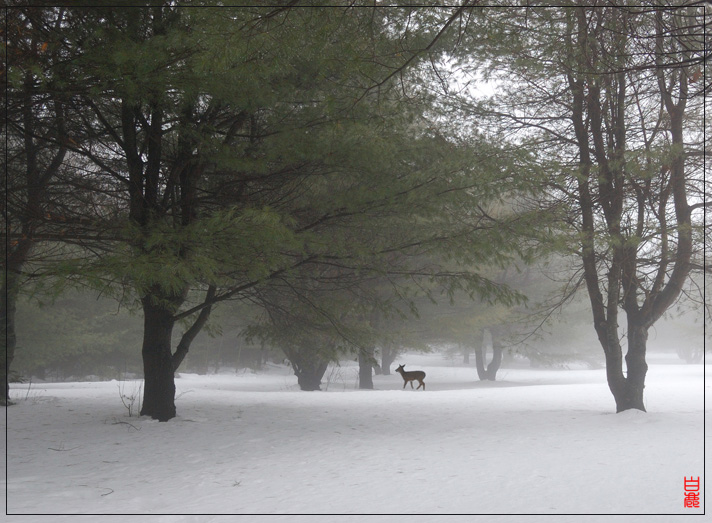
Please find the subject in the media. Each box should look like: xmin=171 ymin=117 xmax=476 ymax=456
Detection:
xmin=13 ymin=274 xmax=706 ymax=383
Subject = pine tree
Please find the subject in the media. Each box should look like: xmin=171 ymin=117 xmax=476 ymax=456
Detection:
xmin=7 ymin=4 xmax=541 ymax=418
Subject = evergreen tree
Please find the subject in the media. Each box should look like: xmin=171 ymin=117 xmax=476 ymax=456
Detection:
xmin=6 ymin=4 xmax=539 ymax=418
xmin=3 ymin=7 xmax=102 ymax=403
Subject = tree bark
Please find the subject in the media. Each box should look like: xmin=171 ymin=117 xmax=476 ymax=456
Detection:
xmin=293 ymin=360 xmax=329 ymax=391
xmin=139 ymin=297 xmax=177 ymax=421
xmin=0 ymin=280 xmax=18 ymax=405
xmin=603 ymin=323 xmax=648 ymax=413
xmin=286 ymin=347 xmax=329 ymax=391
xmin=2 ymin=235 xmax=37 ymax=405
xmin=172 ymin=285 xmax=216 ymax=371
xmin=620 ymin=324 xmax=648 ymax=412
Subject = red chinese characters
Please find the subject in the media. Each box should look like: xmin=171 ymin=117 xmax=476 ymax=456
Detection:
xmin=684 ymin=477 xmax=700 ymax=509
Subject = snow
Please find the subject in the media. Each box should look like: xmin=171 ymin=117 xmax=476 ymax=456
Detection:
xmin=3 ymin=352 xmax=707 ymax=522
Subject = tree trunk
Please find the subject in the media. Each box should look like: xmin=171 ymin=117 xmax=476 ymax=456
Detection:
xmin=139 ymin=298 xmax=177 ymax=421
xmin=373 ymin=360 xmax=383 ymax=375
xmin=1 ymin=246 xmax=30 ymax=406
xmin=474 ymin=343 xmax=487 ymax=381
xmin=381 ymin=345 xmax=397 ymax=375
xmin=474 ymin=329 xmax=502 ymax=381
xmin=286 ymin=347 xmax=329 ymax=391
xmin=358 ymin=347 xmax=374 ymax=389
xmin=294 ymin=360 xmax=329 ymax=391
xmin=0 ymin=281 xmax=18 ymax=405
xmin=606 ymin=324 xmax=648 ymax=413
xmin=485 ymin=340 xmax=503 ymax=380
xmin=172 ymin=286 xmax=216 ymax=371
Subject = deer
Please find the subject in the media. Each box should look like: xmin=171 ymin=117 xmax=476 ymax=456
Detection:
xmin=395 ymin=364 xmax=426 ymax=390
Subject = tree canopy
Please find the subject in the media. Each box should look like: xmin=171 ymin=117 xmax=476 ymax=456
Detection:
xmin=5 ymin=4 xmax=541 ymax=417
xmin=4 ymin=2 xmax=705 ymax=416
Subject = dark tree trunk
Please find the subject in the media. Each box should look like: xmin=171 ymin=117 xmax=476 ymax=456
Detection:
xmin=358 ymin=347 xmax=374 ymax=389
xmin=139 ymin=298 xmax=177 ymax=421
xmin=287 ymin=347 xmax=329 ymax=391
xmin=293 ymin=360 xmax=329 ymax=391
xmin=1 ymin=245 xmax=31 ymax=406
xmin=0 ymin=281 xmax=18 ymax=405
xmin=172 ymin=286 xmax=216 ymax=371
xmin=607 ymin=324 xmax=648 ymax=413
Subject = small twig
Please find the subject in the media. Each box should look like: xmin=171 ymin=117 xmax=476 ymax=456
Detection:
xmin=79 ymin=485 xmax=114 ymax=497
xmin=175 ymin=389 xmax=194 ymax=400
xmin=48 ymin=445 xmax=80 ymax=452
xmin=24 ymin=378 xmax=33 ymax=401
xmin=113 ymin=420 xmax=140 ymax=431
xmin=117 ymin=381 xmax=142 ymax=417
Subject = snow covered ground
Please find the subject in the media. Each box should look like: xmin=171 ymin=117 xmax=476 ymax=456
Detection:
xmin=3 ymin=352 xmax=707 ymax=522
